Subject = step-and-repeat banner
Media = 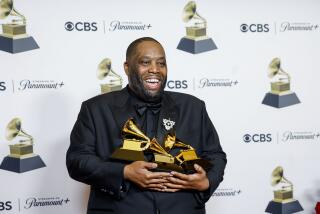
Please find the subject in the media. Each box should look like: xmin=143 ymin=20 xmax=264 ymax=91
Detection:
xmin=1 ymin=0 xmax=319 ymax=213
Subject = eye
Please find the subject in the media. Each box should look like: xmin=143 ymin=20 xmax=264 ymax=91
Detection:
xmin=158 ymin=61 xmax=166 ymax=67
xmin=140 ymin=60 xmax=150 ymax=66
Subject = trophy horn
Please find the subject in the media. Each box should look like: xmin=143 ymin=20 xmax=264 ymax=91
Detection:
xmin=0 ymin=0 xmax=26 ymax=24
xmin=148 ymin=138 xmax=172 ymax=157
xmin=122 ymin=119 xmax=150 ymax=142
xmin=268 ymin=57 xmax=291 ymax=82
xmin=5 ymin=118 xmax=33 ymax=143
xmin=182 ymin=1 xmax=206 ymax=27
xmin=164 ymin=133 xmax=176 ymax=152
xmin=97 ymin=58 xmax=122 ymax=82
xmin=271 ymin=166 xmax=293 ymax=187
xmin=268 ymin=58 xmax=281 ymax=78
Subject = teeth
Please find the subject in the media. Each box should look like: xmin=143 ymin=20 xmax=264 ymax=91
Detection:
xmin=146 ymin=79 xmax=159 ymax=83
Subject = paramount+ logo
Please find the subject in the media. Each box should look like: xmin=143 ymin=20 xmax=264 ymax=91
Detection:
xmin=65 ymin=21 xmax=98 ymax=32
xmin=240 ymin=23 xmax=269 ymax=33
xmin=243 ymin=133 xmax=272 ymax=143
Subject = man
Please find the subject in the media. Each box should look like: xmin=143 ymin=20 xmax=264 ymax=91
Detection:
xmin=66 ymin=37 xmax=227 ymax=214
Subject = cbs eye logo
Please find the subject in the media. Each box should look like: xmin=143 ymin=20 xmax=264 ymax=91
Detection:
xmin=65 ymin=22 xmax=74 ymax=31
xmin=64 ymin=21 xmax=98 ymax=31
xmin=240 ymin=23 xmax=269 ymax=33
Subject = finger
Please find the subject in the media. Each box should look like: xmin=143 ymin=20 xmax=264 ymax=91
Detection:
xmin=162 ymin=188 xmax=180 ymax=192
xmin=146 ymin=178 xmax=169 ymax=184
xmin=145 ymin=183 xmax=166 ymax=189
xmin=194 ymin=164 xmax=205 ymax=174
xmin=142 ymin=162 xmax=158 ymax=170
xmin=166 ymin=177 xmax=188 ymax=186
xmin=170 ymin=171 xmax=189 ymax=180
xmin=163 ymin=182 xmax=186 ymax=190
xmin=146 ymin=172 xmax=172 ymax=179
xmin=149 ymin=188 xmax=166 ymax=192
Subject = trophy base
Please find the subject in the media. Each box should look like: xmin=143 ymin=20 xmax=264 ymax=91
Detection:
xmin=177 ymin=37 xmax=217 ymax=54
xmin=153 ymin=162 xmax=184 ymax=173
xmin=265 ymin=200 xmax=303 ymax=214
xmin=0 ymin=155 xmax=46 ymax=173
xmin=0 ymin=35 xmax=39 ymax=53
xmin=110 ymin=149 xmax=146 ymax=162
xmin=181 ymin=159 xmax=213 ymax=173
xmin=100 ymin=84 xmax=122 ymax=94
xmin=262 ymin=92 xmax=300 ymax=108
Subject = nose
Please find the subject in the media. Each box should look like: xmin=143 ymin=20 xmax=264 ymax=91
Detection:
xmin=149 ymin=61 xmax=159 ymax=73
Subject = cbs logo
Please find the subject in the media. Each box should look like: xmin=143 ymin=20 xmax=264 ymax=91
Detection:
xmin=65 ymin=22 xmax=98 ymax=31
xmin=166 ymin=80 xmax=188 ymax=89
xmin=0 ymin=81 xmax=6 ymax=91
xmin=243 ymin=134 xmax=272 ymax=143
xmin=0 ymin=201 xmax=12 ymax=211
xmin=240 ymin=24 xmax=269 ymax=33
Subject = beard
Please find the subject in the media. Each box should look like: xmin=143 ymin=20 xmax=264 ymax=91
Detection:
xmin=128 ymin=69 xmax=167 ymax=103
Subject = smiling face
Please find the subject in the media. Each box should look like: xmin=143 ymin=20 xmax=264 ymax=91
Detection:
xmin=124 ymin=40 xmax=167 ymax=101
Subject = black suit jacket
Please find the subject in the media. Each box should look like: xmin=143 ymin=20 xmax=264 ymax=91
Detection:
xmin=66 ymin=87 xmax=227 ymax=214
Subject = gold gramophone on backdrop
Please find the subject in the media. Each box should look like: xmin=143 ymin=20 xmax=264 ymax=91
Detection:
xmin=0 ymin=0 xmax=39 ymax=53
xmin=111 ymin=118 xmax=212 ymax=173
xmin=177 ymin=1 xmax=217 ymax=54
xmin=0 ymin=118 xmax=45 ymax=173
xmin=262 ymin=58 xmax=300 ymax=108
xmin=265 ymin=166 xmax=303 ymax=214
xmin=97 ymin=58 xmax=123 ymax=94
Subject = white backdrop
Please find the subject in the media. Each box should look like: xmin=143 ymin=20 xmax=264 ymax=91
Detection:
xmin=1 ymin=0 xmax=320 ymax=213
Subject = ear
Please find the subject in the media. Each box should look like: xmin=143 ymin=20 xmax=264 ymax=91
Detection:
xmin=124 ymin=62 xmax=129 ymax=76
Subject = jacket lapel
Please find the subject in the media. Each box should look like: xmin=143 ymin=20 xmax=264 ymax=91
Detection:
xmin=110 ymin=88 xmax=137 ymax=129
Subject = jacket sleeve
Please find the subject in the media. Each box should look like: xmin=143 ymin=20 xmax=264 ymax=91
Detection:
xmin=195 ymin=101 xmax=227 ymax=204
xmin=66 ymin=101 xmax=129 ymax=199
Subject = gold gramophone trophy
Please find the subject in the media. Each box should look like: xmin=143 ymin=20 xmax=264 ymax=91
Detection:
xmin=0 ymin=118 xmax=45 ymax=173
xmin=97 ymin=58 xmax=122 ymax=94
xmin=177 ymin=1 xmax=217 ymax=54
xmin=0 ymin=0 xmax=39 ymax=53
xmin=111 ymin=119 xmax=183 ymax=172
xmin=265 ymin=166 xmax=303 ymax=214
xmin=111 ymin=119 xmax=150 ymax=162
xmin=262 ymin=58 xmax=300 ymax=108
xmin=164 ymin=133 xmax=212 ymax=173
xmin=111 ymin=118 xmax=212 ymax=173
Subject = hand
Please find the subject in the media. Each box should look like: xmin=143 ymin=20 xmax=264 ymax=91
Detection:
xmin=162 ymin=164 xmax=209 ymax=192
xmin=124 ymin=161 xmax=172 ymax=191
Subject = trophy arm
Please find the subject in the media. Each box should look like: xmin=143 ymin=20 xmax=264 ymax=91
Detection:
xmin=279 ymin=68 xmax=291 ymax=83
xmin=193 ymin=12 xmax=207 ymax=28
xmin=11 ymin=7 xmax=26 ymax=25
xmin=281 ymin=176 xmax=293 ymax=190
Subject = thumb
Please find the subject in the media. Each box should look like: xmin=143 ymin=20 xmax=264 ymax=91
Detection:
xmin=194 ymin=164 xmax=205 ymax=174
xmin=142 ymin=162 xmax=158 ymax=170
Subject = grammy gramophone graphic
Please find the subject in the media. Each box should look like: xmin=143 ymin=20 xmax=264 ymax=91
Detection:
xmin=265 ymin=166 xmax=303 ymax=214
xmin=0 ymin=118 xmax=45 ymax=173
xmin=111 ymin=118 xmax=212 ymax=173
xmin=97 ymin=58 xmax=123 ymax=94
xmin=262 ymin=58 xmax=300 ymax=108
xmin=0 ymin=0 xmax=39 ymax=53
xmin=177 ymin=1 xmax=217 ymax=54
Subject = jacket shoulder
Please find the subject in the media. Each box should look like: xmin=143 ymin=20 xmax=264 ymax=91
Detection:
xmin=83 ymin=89 xmax=125 ymax=107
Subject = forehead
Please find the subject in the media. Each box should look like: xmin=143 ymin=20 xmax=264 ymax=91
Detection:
xmin=134 ymin=41 xmax=165 ymax=58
